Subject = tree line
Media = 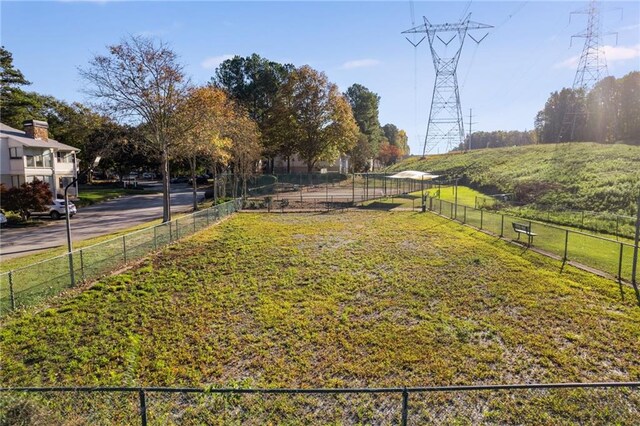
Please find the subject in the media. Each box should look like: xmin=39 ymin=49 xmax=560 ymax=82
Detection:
xmin=451 ymin=72 xmax=639 ymax=151
xmin=535 ymin=72 xmax=640 ymax=144
xmin=1 ymin=38 xmax=408 ymax=222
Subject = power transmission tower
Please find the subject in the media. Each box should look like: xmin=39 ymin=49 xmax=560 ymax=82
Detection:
xmin=403 ymin=14 xmax=491 ymax=157
xmin=558 ymin=0 xmax=615 ymax=142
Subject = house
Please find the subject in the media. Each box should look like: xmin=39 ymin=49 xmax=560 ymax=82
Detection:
xmin=271 ymin=154 xmax=350 ymax=174
xmin=0 ymin=120 xmax=80 ymax=198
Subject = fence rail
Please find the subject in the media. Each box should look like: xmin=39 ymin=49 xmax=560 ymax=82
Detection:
xmin=427 ymin=198 xmax=639 ymax=288
xmin=0 ymin=199 xmax=242 ymax=315
xmin=1 ymin=382 xmax=638 ymax=425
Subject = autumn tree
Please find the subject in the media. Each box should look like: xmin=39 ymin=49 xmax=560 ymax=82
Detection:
xmin=0 ymin=179 xmax=53 ymax=221
xmin=382 ymin=123 xmax=410 ymax=156
xmin=276 ymin=66 xmax=358 ymax=173
xmin=80 ymin=35 xmax=190 ymax=222
xmin=174 ymin=86 xmax=233 ymax=209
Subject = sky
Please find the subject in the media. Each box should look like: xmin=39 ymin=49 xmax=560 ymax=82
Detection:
xmin=1 ymin=1 xmax=639 ymax=155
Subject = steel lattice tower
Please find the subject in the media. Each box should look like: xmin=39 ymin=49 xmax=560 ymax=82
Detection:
xmin=403 ymin=14 xmax=492 ymax=156
xmin=572 ymin=0 xmax=609 ymax=90
xmin=558 ymin=0 xmax=612 ymax=142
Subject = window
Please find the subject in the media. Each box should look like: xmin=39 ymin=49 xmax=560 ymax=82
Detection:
xmin=9 ymin=147 xmax=20 ymax=159
xmin=26 ymin=175 xmax=52 ymax=187
xmin=10 ymin=175 xmax=22 ymax=187
xmin=57 ymin=152 xmax=74 ymax=163
xmin=24 ymin=153 xmax=51 ymax=168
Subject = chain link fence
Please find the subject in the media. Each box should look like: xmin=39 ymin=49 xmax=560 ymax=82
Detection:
xmin=0 ymin=199 xmax=241 ymax=315
xmin=1 ymin=382 xmax=638 ymax=425
xmin=427 ymin=198 xmax=639 ymax=286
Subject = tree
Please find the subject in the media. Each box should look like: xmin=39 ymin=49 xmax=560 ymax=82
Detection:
xmin=382 ymin=123 xmax=410 ymax=155
xmin=0 ymin=179 xmax=53 ymax=221
xmin=228 ymin=107 xmax=261 ymax=198
xmin=278 ymin=66 xmax=358 ymax=173
xmin=350 ymin=133 xmax=374 ymax=172
xmin=174 ymin=86 xmax=233 ymax=209
xmin=0 ymin=46 xmax=34 ymax=127
xmin=80 ymin=35 xmax=190 ymax=222
xmin=377 ymin=141 xmax=402 ymax=166
xmin=345 ymin=84 xmax=384 ymax=168
xmin=213 ymin=54 xmax=293 ymax=170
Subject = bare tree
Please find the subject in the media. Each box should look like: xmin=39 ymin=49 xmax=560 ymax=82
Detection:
xmin=80 ymin=35 xmax=189 ymax=222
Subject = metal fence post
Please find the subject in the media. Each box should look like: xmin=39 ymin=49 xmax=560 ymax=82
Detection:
xmin=563 ymin=230 xmax=569 ymax=262
xmin=169 ymin=221 xmax=173 ymax=242
xmin=153 ymin=226 xmax=158 ymax=251
xmin=206 ymin=208 xmax=210 ymax=226
xmin=463 ymin=206 xmax=467 ymax=224
xmin=123 ymin=235 xmax=127 ymax=263
xmin=618 ymin=243 xmax=624 ymax=285
xmin=68 ymin=253 xmax=75 ymax=288
xmin=80 ymin=249 xmax=85 ymax=282
xmin=480 ymin=210 xmax=484 ymax=229
xmin=500 ymin=214 xmax=505 ymax=237
xmin=139 ymin=389 xmax=148 ymax=426
xmin=193 ymin=213 xmax=196 ymax=233
xmin=9 ymin=271 xmax=15 ymax=311
xmin=401 ymin=388 xmax=409 ymax=426
xmin=176 ymin=219 xmax=180 ymax=240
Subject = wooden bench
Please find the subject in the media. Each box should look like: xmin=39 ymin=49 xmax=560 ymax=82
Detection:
xmin=512 ymin=222 xmax=537 ymax=246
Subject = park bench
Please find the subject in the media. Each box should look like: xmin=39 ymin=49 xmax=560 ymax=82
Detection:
xmin=512 ymin=222 xmax=537 ymax=246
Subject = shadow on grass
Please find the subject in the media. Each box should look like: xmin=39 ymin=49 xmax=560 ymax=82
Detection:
xmin=358 ymin=202 xmax=405 ymax=211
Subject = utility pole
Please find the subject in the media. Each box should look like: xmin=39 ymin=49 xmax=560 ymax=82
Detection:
xmin=403 ymin=14 xmax=492 ymax=156
xmin=558 ymin=0 xmax=617 ymax=142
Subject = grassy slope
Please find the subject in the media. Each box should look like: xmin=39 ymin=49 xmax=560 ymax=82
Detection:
xmin=387 ymin=143 xmax=640 ymax=215
xmin=1 ymin=212 xmax=639 ymax=423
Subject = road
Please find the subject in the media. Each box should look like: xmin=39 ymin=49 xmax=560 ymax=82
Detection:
xmin=0 ymin=184 xmax=203 ymax=260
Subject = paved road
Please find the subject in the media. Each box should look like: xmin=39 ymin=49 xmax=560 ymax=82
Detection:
xmin=0 ymin=184 xmax=203 ymax=260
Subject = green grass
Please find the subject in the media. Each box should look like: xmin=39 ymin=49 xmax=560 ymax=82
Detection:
xmin=1 ymin=211 xmax=639 ymax=423
xmin=75 ymin=187 xmax=155 ymax=207
xmin=361 ymin=194 xmax=637 ymax=282
xmin=387 ymin=143 xmax=640 ymax=215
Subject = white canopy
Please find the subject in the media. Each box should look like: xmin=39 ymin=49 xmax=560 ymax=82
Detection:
xmin=386 ymin=170 xmax=440 ymax=180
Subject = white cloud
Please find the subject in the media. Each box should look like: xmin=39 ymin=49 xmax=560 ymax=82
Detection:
xmin=340 ymin=59 xmax=381 ymax=70
xmin=555 ymin=44 xmax=640 ymax=69
xmin=201 ymin=54 xmax=235 ymax=70
xmin=618 ymin=23 xmax=640 ymax=33
xmin=602 ymin=44 xmax=640 ymax=63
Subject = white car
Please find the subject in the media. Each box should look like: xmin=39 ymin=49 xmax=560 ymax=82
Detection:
xmin=30 ymin=200 xmax=77 ymax=220
xmin=0 ymin=210 xmax=7 ymax=227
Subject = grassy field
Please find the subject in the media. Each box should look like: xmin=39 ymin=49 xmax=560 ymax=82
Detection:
xmin=1 ymin=211 xmax=639 ymax=423
xmin=387 ymin=143 xmax=640 ymax=215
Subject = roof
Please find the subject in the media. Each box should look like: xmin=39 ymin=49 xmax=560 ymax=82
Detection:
xmin=387 ymin=170 xmax=440 ymax=180
xmin=0 ymin=122 xmax=79 ymax=151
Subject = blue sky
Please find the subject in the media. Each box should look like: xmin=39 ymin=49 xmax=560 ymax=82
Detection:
xmin=2 ymin=1 xmax=639 ymax=155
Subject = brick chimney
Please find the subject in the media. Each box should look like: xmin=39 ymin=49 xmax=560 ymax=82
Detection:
xmin=23 ymin=120 xmax=49 ymax=140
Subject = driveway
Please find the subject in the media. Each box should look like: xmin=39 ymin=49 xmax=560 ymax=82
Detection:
xmin=0 ymin=184 xmax=203 ymax=260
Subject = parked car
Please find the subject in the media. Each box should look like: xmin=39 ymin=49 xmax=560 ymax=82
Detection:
xmin=170 ymin=176 xmax=189 ymax=184
xmin=142 ymin=172 xmax=156 ymax=180
xmin=30 ymin=200 xmax=77 ymax=220
xmin=189 ymin=176 xmax=210 ymax=185
xmin=0 ymin=210 xmax=7 ymax=228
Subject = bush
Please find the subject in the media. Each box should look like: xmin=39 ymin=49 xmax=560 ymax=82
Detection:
xmin=0 ymin=180 xmax=53 ymax=221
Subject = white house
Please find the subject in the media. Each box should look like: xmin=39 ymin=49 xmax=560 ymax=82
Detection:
xmin=0 ymin=120 xmax=80 ymax=198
